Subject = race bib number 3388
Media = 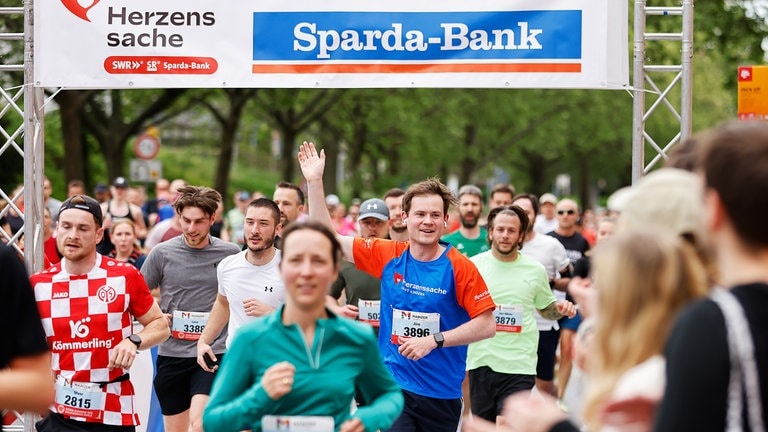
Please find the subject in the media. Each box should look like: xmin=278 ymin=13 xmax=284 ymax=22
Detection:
xmin=171 ymin=310 xmax=209 ymax=340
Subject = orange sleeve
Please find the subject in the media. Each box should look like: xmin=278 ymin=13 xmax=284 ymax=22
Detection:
xmin=352 ymin=237 xmax=409 ymax=279
xmin=448 ymin=249 xmax=496 ymax=319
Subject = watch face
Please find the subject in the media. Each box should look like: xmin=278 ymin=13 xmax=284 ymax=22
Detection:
xmin=434 ymin=333 xmax=444 ymax=346
xmin=129 ymin=334 xmax=141 ymax=347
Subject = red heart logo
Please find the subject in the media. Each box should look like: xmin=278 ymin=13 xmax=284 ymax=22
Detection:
xmin=61 ymin=0 xmax=100 ymax=22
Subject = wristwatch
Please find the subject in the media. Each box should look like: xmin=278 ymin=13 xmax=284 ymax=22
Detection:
xmin=127 ymin=334 xmax=142 ymax=349
xmin=433 ymin=332 xmax=445 ymax=349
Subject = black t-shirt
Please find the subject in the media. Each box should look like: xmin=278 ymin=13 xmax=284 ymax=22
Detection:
xmin=655 ymin=283 xmax=768 ymax=431
xmin=547 ymin=231 xmax=590 ymax=268
xmin=0 ymin=245 xmax=48 ymax=369
xmin=548 ymin=231 xmax=590 ymax=304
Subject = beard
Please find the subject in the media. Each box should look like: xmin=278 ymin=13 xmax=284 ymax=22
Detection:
xmin=391 ymin=225 xmax=407 ymax=234
xmin=460 ymin=213 xmax=479 ymax=229
xmin=247 ymin=234 xmax=276 ymax=254
xmin=493 ymin=244 xmax=516 ymax=256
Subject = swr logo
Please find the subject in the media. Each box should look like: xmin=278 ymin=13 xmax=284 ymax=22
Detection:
xmin=69 ymin=317 xmax=91 ymax=338
xmin=61 ymin=0 xmax=101 ymax=22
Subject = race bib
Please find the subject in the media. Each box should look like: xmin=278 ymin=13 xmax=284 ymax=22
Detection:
xmin=171 ymin=310 xmax=209 ymax=340
xmin=54 ymin=376 xmax=106 ymax=420
xmin=391 ymin=308 xmax=440 ymax=344
xmin=262 ymin=415 xmax=334 ymax=432
xmin=494 ymin=304 xmax=523 ymax=333
xmin=358 ymin=299 xmax=381 ymax=328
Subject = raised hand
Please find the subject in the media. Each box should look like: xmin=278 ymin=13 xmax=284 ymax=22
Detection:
xmin=297 ymin=141 xmax=326 ymax=182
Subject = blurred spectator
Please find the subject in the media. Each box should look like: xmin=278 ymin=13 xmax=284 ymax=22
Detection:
xmin=93 ymin=183 xmax=110 ymax=203
xmin=66 ymin=179 xmax=86 ymax=197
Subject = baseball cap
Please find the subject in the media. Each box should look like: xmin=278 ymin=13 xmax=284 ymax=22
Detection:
xmin=609 ymin=168 xmax=703 ymax=238
xmin=93 ymin=183 xmax=108 ymax=194
xmin=58 ymin=194 xmax=103 ymax=226
xmin=112 ymin=177 xmax=129 ymax=188
xmin=539 ymin=193 xmax=558 ymax=206
xmin=325 ymin=194 xmax=340 ymax=206
xmin=358 ymin=198 xmax=389 ymax=221
xmin=236 ymin=191 xmax=250 ymax=201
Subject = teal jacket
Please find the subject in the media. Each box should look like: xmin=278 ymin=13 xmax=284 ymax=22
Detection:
xmin=203 ymin=306 xmax=404 ymax=432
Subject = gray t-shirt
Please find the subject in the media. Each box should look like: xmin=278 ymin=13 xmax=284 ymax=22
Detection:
xmin=142 ymin=235 xmax=240 ymax=357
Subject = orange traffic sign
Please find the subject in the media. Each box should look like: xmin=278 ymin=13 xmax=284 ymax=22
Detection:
xmin=738 ymin=65 xmax=768 ymax=121
xmin=133 ymin=133 xmax=160 ymax=160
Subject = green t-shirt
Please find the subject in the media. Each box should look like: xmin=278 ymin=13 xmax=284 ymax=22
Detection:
xmin=467 ymin=251 xmax=555 ymax=375
xmin=203 ymin=307 xmax=404 ymax=432
xmin=441 ymin=227 xmax=490 ymax=257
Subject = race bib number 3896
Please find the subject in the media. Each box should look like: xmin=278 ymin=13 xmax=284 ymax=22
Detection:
xmin=391 ymin=308 xmax=440 ymax=344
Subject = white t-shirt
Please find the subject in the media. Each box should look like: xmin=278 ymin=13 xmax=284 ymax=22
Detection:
xmin=521 ymin=233 xmax=570 ymax=331
xmin=534 ymin=214 xmax=559 ymax=235
xmin=217 ymin=249 xmax=285 ymax=347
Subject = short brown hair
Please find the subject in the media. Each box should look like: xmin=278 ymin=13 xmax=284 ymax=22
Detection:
xmin=173 ymin=186 xmax=221 ymax=218
xmin=699 ymin=121 xmax=768 ymax=249
xmin=383 ymin=188 xmax=405 ymax=201
xmin=402 ymin=178 xmax=457 ymax=216
xmin=276 ymin=181 xmax=304 ymax=205
xmin=664 ymin=136 xmax=701 ymax=172
xmin=490 ymin=183 xmax=516 ymax=201
xmin=486 ymin=205 xmax=529 ymax=249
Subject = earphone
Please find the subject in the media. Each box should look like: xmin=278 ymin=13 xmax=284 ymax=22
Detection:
xmin=444 ymin=221 xmax=448 ymax=228
xmin=402 ymin=218 xmax=408 ymax=224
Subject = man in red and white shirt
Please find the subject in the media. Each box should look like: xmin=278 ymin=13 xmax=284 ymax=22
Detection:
xmin=31 ymin=194 xmax=169 ymax=432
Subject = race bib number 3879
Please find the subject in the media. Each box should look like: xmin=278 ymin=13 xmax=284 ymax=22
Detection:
xmin=494 ymin=304 xmax=523 ymax=333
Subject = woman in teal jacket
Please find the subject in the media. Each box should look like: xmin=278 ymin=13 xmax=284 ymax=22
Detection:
xmin=203 ymin=221 xmax=403 ymax=432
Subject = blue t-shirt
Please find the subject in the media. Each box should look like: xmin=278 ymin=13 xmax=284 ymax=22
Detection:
xmin=353 ymin=238 xmax=495 ymax=399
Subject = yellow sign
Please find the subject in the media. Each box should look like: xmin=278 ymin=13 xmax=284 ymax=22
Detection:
xmin=738 ymin=65 xmax=768 ymax=121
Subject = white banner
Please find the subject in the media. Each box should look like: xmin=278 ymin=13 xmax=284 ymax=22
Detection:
xmin=35 ymin=0 xmax=628 ymax=89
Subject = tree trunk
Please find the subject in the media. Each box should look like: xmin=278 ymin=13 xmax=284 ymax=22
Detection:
xmin=214 ymin=89 xmax=254 ymax=198
xmin=55 ymin=90 xmax=94 ymax=184
xmin=280 ymin=127 xmax=297 ymax=182
xmin=459 ymin=124 xmax=477 ymax=185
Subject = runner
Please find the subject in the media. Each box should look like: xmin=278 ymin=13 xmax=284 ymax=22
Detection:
xmin=298 ymin=142 xmax=496 ymax=432
xmin=141 ymin=186 xmax=240 ymax=432
xmin=196 ymin=198 xmax=285 ymax=371
xmin=467 ymin=205 xmax=575 ymax=422
xmin=203 ymin=221 xmax=403 ymax=432
xmin=31 ymin=195 xmax=169 ymax=431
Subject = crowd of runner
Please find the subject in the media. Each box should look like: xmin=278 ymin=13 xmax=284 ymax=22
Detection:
xmin=2 ymin=119 xmax=767 ymax=432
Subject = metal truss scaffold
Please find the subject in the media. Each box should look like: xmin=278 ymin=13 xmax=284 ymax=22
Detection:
xmin=632 ymin=0 xmax=694 ymax=183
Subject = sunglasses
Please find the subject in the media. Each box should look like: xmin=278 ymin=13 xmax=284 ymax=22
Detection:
xmin=557 ymin=210 xmax=576 ymax=216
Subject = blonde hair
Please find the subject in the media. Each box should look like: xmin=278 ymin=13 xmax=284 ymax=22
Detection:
xmin=111 ymin=219 xmax=142 ymax=253
xmin=583 ymin=229 xmax=707 ymax=430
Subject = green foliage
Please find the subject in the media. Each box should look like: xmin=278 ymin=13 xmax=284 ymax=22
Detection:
xmin=3 ymin=1 xmax=767 ymax=209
